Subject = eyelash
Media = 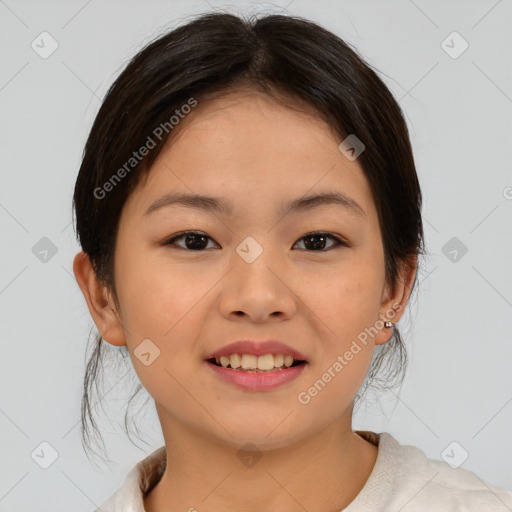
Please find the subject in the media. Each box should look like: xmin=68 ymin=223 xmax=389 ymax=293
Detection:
xmin=163 ymin=230 xmax=347 ymax=252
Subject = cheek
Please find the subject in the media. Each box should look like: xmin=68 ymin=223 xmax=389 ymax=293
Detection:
xmin=114 ymin=246 xmax=206 ymax=344
xmin=302 ymin=261 xmax=384 ymax=336
xmin=115 ymin=256 xmax=208 ymax=399
xmin=300 ymin=270 xmax=382 ymax=410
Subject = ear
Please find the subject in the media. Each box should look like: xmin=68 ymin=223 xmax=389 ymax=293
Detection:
xmin=72 ymin=251 xmax=126 ymax=347
xmin=374 ymin=255 xmax=417 ymax=346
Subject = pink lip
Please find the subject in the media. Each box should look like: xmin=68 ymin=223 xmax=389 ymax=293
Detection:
xmin=205 ymin=359 xmax=308 ymax=391
xmin=205 ymin=340 xmax=308 ymax=361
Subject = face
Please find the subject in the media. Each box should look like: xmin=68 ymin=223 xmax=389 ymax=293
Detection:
xmin=94 ymin=89 xmax=407 ymax=450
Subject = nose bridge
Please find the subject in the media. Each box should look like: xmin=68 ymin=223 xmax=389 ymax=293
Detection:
xmin=233 ymin=234 xmax=280 ymax=285
xmin=220 ymin=234 xmax=295 ymax=320
xmin=235 ymin=234 xmax=268 ymax=266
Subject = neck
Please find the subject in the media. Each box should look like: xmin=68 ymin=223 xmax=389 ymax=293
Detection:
xmin=143 ymin=413 xmax=378 ymax=512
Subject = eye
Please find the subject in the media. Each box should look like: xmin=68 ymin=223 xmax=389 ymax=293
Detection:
xmin=163 ymin=231 xmax=219 ymax=251
xmin=163 ymin=230 xmax=346 ymax=252
xmin=293 ymin=231 xmax=346 ymax=251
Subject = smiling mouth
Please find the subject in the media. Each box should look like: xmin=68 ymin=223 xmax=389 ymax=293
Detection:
xmin=206 ymin=357 xmax=307 ymax=372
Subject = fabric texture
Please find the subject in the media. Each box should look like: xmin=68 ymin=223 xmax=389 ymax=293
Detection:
xmin=94 ymin=431 xmax=512 ymax=511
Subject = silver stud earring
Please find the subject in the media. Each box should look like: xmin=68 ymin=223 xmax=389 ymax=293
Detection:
xmin=384 ymin=320 xmax=394 ymax=328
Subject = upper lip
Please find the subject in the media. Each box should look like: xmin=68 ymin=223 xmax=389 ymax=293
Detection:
xmin=205 ymin=340 xmax=308 ymax=361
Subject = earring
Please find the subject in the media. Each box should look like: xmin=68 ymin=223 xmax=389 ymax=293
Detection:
xmin=384 ymin=320 xmax=394 ymax=328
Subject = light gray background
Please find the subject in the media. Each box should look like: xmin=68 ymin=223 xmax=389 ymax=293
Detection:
xmin=1 ymin=0 xmax=511 ymax=510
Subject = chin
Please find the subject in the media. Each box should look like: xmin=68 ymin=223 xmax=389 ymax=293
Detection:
xmin=214 ymin=417 xmax=305 ymax=451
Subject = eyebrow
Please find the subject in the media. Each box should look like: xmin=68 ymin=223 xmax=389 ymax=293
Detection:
xmin=143 ymin=191 xmax=365 ymax=218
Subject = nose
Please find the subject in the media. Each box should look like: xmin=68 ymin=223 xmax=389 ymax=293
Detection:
xmin=218 ymin=242 xmax=297 ymax=323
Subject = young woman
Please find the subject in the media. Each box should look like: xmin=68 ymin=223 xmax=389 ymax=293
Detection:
xmin=72 ymin=12 xmax=512 ymax=512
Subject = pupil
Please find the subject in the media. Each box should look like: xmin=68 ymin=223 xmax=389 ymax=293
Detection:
xmin=185 ymin=234 xmax=208 ymax=250
xmin=305 ymin=235 xmax=326 ymax=250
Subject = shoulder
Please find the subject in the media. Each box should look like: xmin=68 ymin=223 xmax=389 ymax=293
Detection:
xmin=92 ymin=446 xmax=166 ymax=512
xmin=348 ymin=431 xmax=512 ymax=511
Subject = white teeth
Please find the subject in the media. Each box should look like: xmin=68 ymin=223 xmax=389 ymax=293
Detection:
xmin=241 ymin=354 xmax=258 ymax=369
xmin=214 ymin=353 xmax=300 ymax=371
xmin=257 ymin=354 xmax=274 ymax=370
xmin=274 ymin=354 xmax=284 ymax=367
xmin=230 ymin=353 xmax=241 ymax=369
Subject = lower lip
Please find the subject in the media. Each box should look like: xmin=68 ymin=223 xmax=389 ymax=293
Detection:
xmin=205 ymin=361 xmax=307 ymax=391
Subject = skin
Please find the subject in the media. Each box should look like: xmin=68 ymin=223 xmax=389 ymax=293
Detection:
xmin=74 ymin=88 xmax=416 ymax=512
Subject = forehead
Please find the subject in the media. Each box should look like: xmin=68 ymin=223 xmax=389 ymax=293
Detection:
xmin=168 ymin=88 xmax=339 ymax=156
xmin=125 ymin=89 xmax=377 ymax=222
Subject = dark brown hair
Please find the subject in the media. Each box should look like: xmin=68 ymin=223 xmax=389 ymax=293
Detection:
xmin=73 ymin=11 xmax=424 ymax=463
